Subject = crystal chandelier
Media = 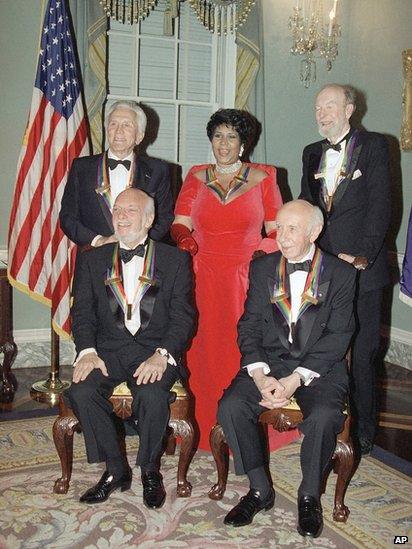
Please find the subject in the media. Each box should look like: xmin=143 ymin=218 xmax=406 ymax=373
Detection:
xmin=288 ymin=0 xmax=341 ymax=87
xmin=189 ymin=0 xmax=255 ymax=35
xmin=100 ymin=0 xmax=255 ymax=33
xmin=100 ymin=0 xmax=158 ymax=24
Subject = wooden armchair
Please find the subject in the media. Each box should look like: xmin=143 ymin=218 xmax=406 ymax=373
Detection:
xmin=208 ymin=396 xmax=354 ymax=523
xmin=53 ymin=380 xmax=195 ymax=497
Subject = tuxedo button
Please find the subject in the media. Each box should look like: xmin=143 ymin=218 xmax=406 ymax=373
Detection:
xmin=320 ymin=322 xmax=326 ymax=327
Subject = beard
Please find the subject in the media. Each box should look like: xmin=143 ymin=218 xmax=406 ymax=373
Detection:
xmin=115 ymin=229 xmax=144 ymax=247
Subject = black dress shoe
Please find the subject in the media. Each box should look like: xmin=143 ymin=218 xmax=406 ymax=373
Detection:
xmin=79 ymin=470 xmax=132 ymax=504
xmin=297 ymin=495 xmax=323 ymax=538
xmin=224 ymin=488 xmax=275 ymax=527
xmin=142 ymin=471 xmax=166 ymax=509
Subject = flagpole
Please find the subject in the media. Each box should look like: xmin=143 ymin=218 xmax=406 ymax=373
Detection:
xmin=8 ymin=0 xmax=89 ymax=408
xmin=30 ymin=317 xmax=71 ymax=406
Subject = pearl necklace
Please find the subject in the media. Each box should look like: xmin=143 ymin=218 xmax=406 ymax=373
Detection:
xmin=215 ymin=160 xmax=242 ymax=174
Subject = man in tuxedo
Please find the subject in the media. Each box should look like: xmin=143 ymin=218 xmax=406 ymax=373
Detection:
xmin=218 ymin=200 xmax=355 ymax=538
xmin=60 ymin=100 xmax=173 ymax=246
xmin=300 ymin=84 xmax=391 ymax=454
xmin=65 ymin=188 xmax=195 ymax=508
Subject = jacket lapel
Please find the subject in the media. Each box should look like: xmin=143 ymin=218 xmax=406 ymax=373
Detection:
xmin=330 ymin=131 xmax=363 ymax=212
xmin=133 ymin=154 xmax=153 ymax=195
xmin=268 ymin=274 xmax=290 ymax=350
xmin=309 ymin=149 xmax=327 ymax=211
xmin=289 ymin=279 xmax=330 ymax=356
xmin=103 ymin=249 xmax=131 ymax=336
xmin=95 ymin=152 xmax=115 ymax=232
xmin=138 ymin=258 xmax=161 ymax=332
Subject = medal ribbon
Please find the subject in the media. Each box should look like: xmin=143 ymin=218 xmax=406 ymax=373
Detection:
xmin=272 ymin=248 xmax=323 ymax=325
xmin=317 ymin=131 xmax=358 ymax=211
xmin=95 ymin=153 xmax=135 ymax=210
xmin=206 ymin=164 xmax=250 ymax=203
xmin=105 ymin=239 xmax=156 ymax=320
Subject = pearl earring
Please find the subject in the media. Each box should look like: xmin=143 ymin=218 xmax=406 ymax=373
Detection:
xmin=239 ymin=145 xmax=245 ymax=157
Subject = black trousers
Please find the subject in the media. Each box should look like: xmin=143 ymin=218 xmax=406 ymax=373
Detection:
xmin=65 ymin=347 xmax=178 ymax=469
xmin=351 ymin=289 xmax=383 ymax=442
xmin=217 ymin=368 xmax=347 ymax=499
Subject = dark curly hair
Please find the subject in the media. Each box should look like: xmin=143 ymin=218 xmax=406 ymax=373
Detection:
xmin=206 ymin=109 xmax=255 ymax=145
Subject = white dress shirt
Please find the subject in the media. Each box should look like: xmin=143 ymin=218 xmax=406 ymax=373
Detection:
xmin=246 ymin=245 xmax=320 ymax=385
xmin=91 ymin=149 xmax=134 ymax=247
xmin=324 ymin=129 xmax=350 ymax=195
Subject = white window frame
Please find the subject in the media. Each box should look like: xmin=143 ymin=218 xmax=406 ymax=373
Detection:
xmin=107 ymin=4 xmax=236 ymax=167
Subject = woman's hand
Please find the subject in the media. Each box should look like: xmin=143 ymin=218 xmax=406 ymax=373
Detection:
xmin=171 ymin=223 xmax=198 ymax=256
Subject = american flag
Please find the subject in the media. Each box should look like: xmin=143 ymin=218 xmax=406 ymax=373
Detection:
xmin=8 ymin=0 xmax=89 ymax=338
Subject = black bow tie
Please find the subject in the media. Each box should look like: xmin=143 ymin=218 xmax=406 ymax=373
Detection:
xmin=119 ymin=244 xmax=145 ymax=263
xmin=107 ymin=158 xmax=131 ymax=171
xmin=286 ymin=260 xmax=311 ymax=275
xmin=322 ymin=141 xmax=341 ymax=153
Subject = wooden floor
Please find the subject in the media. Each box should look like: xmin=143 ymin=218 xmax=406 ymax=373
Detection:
xmin=1 ymin=362 xmax=411 ymax=463
xmin=375 ymin=362 xmax=412 ymax=462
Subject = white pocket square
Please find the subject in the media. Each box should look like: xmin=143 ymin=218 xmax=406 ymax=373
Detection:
xmin=352 ymin=169 xmax=362 ymax=180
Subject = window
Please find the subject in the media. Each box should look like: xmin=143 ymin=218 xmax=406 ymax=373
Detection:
xmin=107 ymin=0 xmax=236 ymax=181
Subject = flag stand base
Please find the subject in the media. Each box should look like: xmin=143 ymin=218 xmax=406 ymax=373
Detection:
xmin=30 ymin=321 xmax=70 ymax=406
xmin=30 ymin=373 xmax=71 ymax=406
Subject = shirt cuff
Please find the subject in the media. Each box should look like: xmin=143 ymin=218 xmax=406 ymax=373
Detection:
xmin=246 ymin=362 xmax=271 ymax=377
xmin=156 ymin=348 xmax=177 ymax=366
xmin=91 ymin=235 xmax=102 ymax=247
xmin=74 ymin=348 xmax=97 ymax=366
xmin=294 ymin=366 xmax=320 ymax=386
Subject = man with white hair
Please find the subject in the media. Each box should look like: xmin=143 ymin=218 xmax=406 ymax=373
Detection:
xmin=300 ymin=84 xmax=391 ymax=456
xmin=60 ymin=100 xmax=173 ymax=246
xmin=65 ymin=188 xmax=195 ymax=509
xmin=218 ymin=200 xmax=356 ymax=538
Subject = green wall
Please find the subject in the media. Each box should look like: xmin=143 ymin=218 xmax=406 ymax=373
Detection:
xmin=0 ymin=0 xmax=50 ymax=329
xmin=1 ymin=0 xmax=411 ymax=335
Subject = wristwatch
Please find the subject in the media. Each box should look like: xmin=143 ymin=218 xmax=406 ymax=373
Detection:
xmin=156 ymin=348 xmax=170 ymax=360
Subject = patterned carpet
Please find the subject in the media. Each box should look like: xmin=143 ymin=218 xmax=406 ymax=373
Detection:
xmin=0 ymin=417 xmax=411 ymax=548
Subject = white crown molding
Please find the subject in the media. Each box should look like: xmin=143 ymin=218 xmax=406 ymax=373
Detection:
xmin=13 ymin=328 xmax=51 ymax=343
xmin=387 ymin=250 xmax=405 ymax=269
xmin=0 ymin=247 xmax=7 ymax=264
xmin=381 ymin=325 xmax=412 ymax=346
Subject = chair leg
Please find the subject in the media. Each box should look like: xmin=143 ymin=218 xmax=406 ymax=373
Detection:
xmin=332 ymin=439 xmax=354 ymax=522
xmin=53 ymin=414 xmax=80 ymax=494
xmin=170 ymin=419 xmax=194 ymax=497
xmin=208 ymin=424 xmax=229 ymax=500
xmin=165 ymin=429 xmax=177 ymax=456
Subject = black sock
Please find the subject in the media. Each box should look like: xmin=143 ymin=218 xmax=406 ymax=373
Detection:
xmin=106 ymin=456 xmax=129 ymax=479
xmin=247 ymin=466 xmax=272 ymax=498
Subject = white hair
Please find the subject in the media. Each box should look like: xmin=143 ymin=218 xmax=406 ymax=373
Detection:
xmin=143 ymin=193 xmax=155 ymax=217
xmin=105 ymin=100 xmax=147 ymax=133
xmin=308 ymin=204 xmax=324 ymax=232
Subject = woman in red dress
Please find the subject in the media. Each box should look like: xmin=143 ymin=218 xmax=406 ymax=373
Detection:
xmin=172 ymin=110 xmax=285 ymax=450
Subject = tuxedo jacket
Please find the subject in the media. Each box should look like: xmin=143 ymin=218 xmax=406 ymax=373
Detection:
xmin=300 ymin=129 xmax=391 ymax=293
xmin=238 ymin=251 xmax=356 ymax=381
xmin=71 ymin=241 xmax=196 ymax=379
xmin=60 ymin=152 xmax=174 ymax=245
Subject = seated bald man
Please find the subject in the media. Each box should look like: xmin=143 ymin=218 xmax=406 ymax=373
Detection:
xmin=65 ymin=188 xmax=195 ymax=509
xmin=217 ymin=199 xmax=356 ymax=538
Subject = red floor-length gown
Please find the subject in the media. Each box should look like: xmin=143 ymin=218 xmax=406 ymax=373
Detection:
xmin=175 ymin=163 xmax=299 ymax=450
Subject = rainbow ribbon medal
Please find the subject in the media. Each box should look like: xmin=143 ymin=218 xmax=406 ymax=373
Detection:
xmin=105 ymin=239 xmax=156 ymax=320
xmin=95 ymin=153 xmax=135 ymax=210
